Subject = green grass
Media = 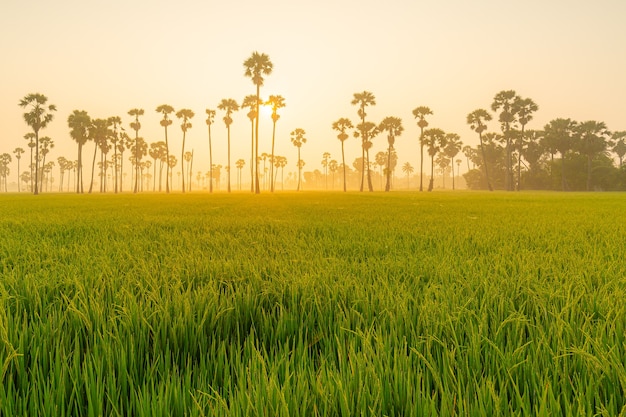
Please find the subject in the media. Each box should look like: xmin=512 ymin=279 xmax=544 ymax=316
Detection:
xmin=1 ymin=191 xmax=625 ymax=416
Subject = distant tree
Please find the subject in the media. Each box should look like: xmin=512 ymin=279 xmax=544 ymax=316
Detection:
xmin=88 ymin=119 xmax=110 ymax=193
xmin=243 ymin=51 xmax=273 ymax=194
xmin=351 ymin=91 xmax=376 ymax=191
xmin=332 ymin=117 xmax=353 ymax=192
xmin=274 ymin=155 xmax=288 ymax=190
xmin=217 ymin=99 xmax=239 ymax=193
xmin=576 ymin=120 xmax=611 ymax=191
xmin=443 ymin=133 xmax=462 ymax=190
xmin=155 ymin=105 xmax=175 ymax=192
xmin=329 ymin=159 xmax=338 ymax=189
xmin=611 ymin=131 xmax=626 ymax=167
xmin=412 ymin=106 xmax=433 ymax=191
xmin=19 ymin=93 xmax=56 ymax=195
xmin=107 ymin=116 xmax=123 ymax=193
xmin=512 ymin=97 xmax=539 ymax=190
xmin=491 ymin=90 xmax=520 ymax=190
xmin=467 ymin=109 xmax=494 ymax=191
xmin=422 ymin=128 xmax=446 ymax=191
xmin=402 ymin=162 xmax=414 ymax=189
xmin=241 ymin=94 xmax=260 ymax=192
xmin=38 ymin=136 xmax=54 ymax=191
xmin=543 ymin=118 xmax=577 ymax=191
xmin=0 ymin=154 xmax=11 ymax=192
xmin=23 ymin=133 xmax=36 ymax=192
xmin=291 ymin=128 xmax=307 ymax=191
xmin=235 ymin=158 xmax=245 ymax=190
xmin=379 ymin=116 xmax=404 ymax=191
xmin=203 ymin=108 xmax=216 ymax=193
xmin=266 ymin=95 xmax=285 ymax=192
xmin=175 ymin=109 xmax=194 ymax=193
xmin=13 ymin=147 xmax=25 ymax=192
xmin=128 ymin=108 xmax=144 ymax=193
xmin=321 ymin=152 xmax=331 ymax=189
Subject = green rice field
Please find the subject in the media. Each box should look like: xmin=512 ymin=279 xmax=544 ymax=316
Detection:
xmin=0 ymin=192 xmax=625 ymax=416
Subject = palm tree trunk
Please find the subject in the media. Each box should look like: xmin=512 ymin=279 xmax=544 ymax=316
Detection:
xmin=165 ymin=126 xmax=170 ymax=193
xmin=586 ymin=155 xmax=592 ymax=191
xmin=270 ymin=121 xmax=276 ymax=192
xmin=227 ymin=127 xmax=231 ymax=193
xmin=366 ymin=150 xmax=374 ymax=192
xmin=428 ymin=155 xmax=435 ymax=192
xmin=209 ymin=124 xmax=214 ymax=193
xmin=479 ymin=133 xmax=493 ymax=191
xmin=385 ymin=145 xmax=392 ymax=192
xmin=250 ymin=120 xmax=254 ymax=193
xmin=34 ymin=132 xmax=40 ymax=195
xmin=342 ymin=142 xmax=347 ymax=192
xmin=89 ymin=143 xmax=97 ymax=193
xmin=419 ymin=130 xmax=424 ymax=192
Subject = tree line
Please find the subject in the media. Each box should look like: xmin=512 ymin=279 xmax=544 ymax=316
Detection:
xmin=4 ymin=53 xmax=625 ymax=194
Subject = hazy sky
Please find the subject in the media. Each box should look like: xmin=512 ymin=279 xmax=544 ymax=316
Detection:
xmin=2 ymin=0 xmax=625 ymax=179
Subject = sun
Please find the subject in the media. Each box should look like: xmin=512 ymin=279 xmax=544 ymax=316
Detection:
xmin=260 ymin=103 xmax=273 ymax=118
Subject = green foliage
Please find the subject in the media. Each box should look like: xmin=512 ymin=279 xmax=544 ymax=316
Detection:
xmin=1 ymin=193 xmax=625 ymax=416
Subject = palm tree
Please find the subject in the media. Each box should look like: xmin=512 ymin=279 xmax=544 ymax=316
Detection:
xmin=611 ymin=131 xmax=626 ymax=167
xmin=412 ymin=106 xmax=433 ymax=191
xmin=491 ymin=90 xmax=520 ymax=191
xmin=467 ymin=109 xmax=494 ymax=191
xmin=89 ymin=118 xmax=110 ymax=193
xmin=543 ymin=118 xmax=577 ymax=191
xmin=291 ymin=128 xmax=307 ymax=191
xmin=13 ymin=148 xmax=24 ymax=192
xmin=512 ymin=97 xmax=538 ymax=190
xmin=243 ymin=51 xmax=273 ymax=194
xmin=204 ymin=109 xmax=216 ymax=193
xmin=329 ymin=159 xmax=338 ymax=189
xmin=23 ymin=133 xmax=36 ymax=192
xmin=38 ymin=136 xmax=54 ymax=191
xmin=331 ymin=118 xmax=353 ymax=192
xmin=241 ymin=95 xmax=260 ymax=192
xmin=107 ymin=116 xmax=123 ymax=193
xmin=379 ymin=117 xmax=404 ymax=192
xmin=443 ymin=133 xmax=462 ymax=190
xmin=422 ymin=128 xmax=446 ymax=191
xmin=262 ymin=95 xmax=286 ymax=192
xmin=128 ymin=108 xmax=144 ymax=193
xmin=217 ymin=99 xmax=239 ymax=193
xmin=175 ymin=109 xmax=194 ymax=193
xmin=402 ymin=162 xmax=414 ymax=189
xmin=0 ymin=154 xmax=12 ymax=192
xmin=351 ymin=91 xmax=376 ymax=191
xmin=19 ymin=93 xmax=56 ymax=195
xmin=235 ymin=158 xmax=245 ymax=190
xmin=576 ymin=121 xmax=611 ymax=191
xmin=155 ymin=105 xmax=175 ymax=193
xmin=321 ymin=152 xmax=331 ymax=189
xmin=67 ymin=110 xmax=92 ymax=193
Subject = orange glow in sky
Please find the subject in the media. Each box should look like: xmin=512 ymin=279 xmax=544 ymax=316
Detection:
xmin=2 ymin=0 xmax=625 ymax=178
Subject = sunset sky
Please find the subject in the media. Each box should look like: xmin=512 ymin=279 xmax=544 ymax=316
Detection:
xmin=2 ymin=0 xmax=625 ymax=184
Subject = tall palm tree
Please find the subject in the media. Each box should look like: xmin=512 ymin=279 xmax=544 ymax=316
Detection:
xmin=235 ymin=158 xmax=245 ymax=190
xmin=331 ymin=118 xmax=353 ymax=192
xmin=107 ymin=116 xmax=123 ymax=193
xmin=23 ymin=133 xmax=36 ymax=192
xmin=576 ymin=120 xmax=611 ymax=191
xmin=402 ymin=162 xmax=414 ymax=189
xmin=155 ymin=105 xmax=175 ymax=193
xmin=175 ymin=109 xmax=194 ymax=193
xmin=443 ymin=133 xmax=462 ymax=190
xmin=412 ymin=106 xmax=433 ymax=191
xmin=543 ymin=118 xmax=577 ymax=191
xmin=0 ymin=154 xmax=12 ymax=192
xmin=67 ymin=110 xmax=92 ymax=193
xmin=512 ymin=97 xmax=538 ymax=190
xmin=422 ymin=128 xmax=446 ymax=191
xmin=38 ymin=136 xmax=54 ymax=191
xmin=291 ymin=128 xmax=307 ymax=191
xmin=243 ymin=51 xmax=273 ymax=194
xmin=491 ymin=90 xmax=520 ymax=191
xmin=612 ymin=131 xmax=626 ymax=167
xmin=128 ymin=108 xmax=144 ymax=193
xmin=329 ymin=159 xmax=338 ymax=189
xmin=205 ymin=109 xmax=216 ymax=192
xmin=351 ymin=91 xmax=376 ymax=191
xmin=89 ymin=118 xmax=110 ymax=193
xmin=19 ymin=93 xmax=56 ymax=195
xmin=321 ymin=152 xmax=331 ymax=189
xmin=265 ymin=95 xmax=286 ymax=192
xmin=467 ymin=109 xmax=494 ymax=191
xmin=379 ymin=117 xmax=404 ymax=192
xmin=241 ymin=95 xmax=260 ymax=192
xmin=217 ymin=99 xmax=239 ymax=193
xmin=13 ymin=148 xmax=24 ymax=192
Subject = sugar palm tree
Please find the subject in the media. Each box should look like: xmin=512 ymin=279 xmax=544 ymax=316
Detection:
xmin=23 ymin=133 xmax=36 ymax=192
xmin=0 ymin=153 xmax=12 ymax=192
xmin=19 ymin=93 xmax=56 ymax=195
xmin=204 ymin=109 xmax=216 ymax=192
xmin=331 ymin=118 xmax=353 ymax=192
xmin=155 ymin=105 xmax=175 ymax=193
xmin=107 ymin=116 xmax=123 ymax=193
xmin=67 ymin=110 xmax=92 ymax=193
xmin=13 ymin=148 xmax=24 ymax=192
xmin=175 ymin=109 xmax=194 ymax=193
xmin=491 ymin=90 xmax=520 ymax=191
xmin=321 ymin=152 xmax=331 ymax=189
xmin=467 ymin=109 xmax=494 ymax=191
xmin=576 ymin=120 xmax=611 ymax=191
xmin=351 ymin=91 xmax=376 ymax=191
xmin=512 ymin=97 xmax=538 ymax=190
xmin=412 ymin=106 xmax=433 ymax=191
xmin=265 ymin=95 xmax=286 ymax=192
xmin=543 ymin=118 xmax=577 ymax=191
xmin=611 ymin=131 xmax=626 ymax=167
xmin=241 ymin=95 xmax=260 ymax=192
xmin=443 ymin=133 xmax=462 ymax=190
xmin=379 ymin=116 xmax=404 ymax=191
xmin=38 ymin=136 xmax=54 ymax=191
xmin=402 ymin=162 xmax=414 ymax=189
xmin=128 ymin=108 xmax=144 ymax=193
xmin=422 ymin=128 xmax=446 ymax=191
xmin=217 ymin=99 xmax=239 ymax=193
xmin=291 ymin=128 xmax=307 ymax=191
xmin=89 ymin=118 xmax=110 ymax=193
xmin=243 ymin=51 xmax=273 ymax=194
xmin=235 ymin=158 xmax=245 ymax=190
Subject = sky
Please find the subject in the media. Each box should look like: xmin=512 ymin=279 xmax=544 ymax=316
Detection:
xmin=2 ymin=0 xmax=625 ymax=185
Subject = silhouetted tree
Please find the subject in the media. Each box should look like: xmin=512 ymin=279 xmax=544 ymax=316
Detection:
xmin=402 ymin=162 xmax=414 ymax=189
xmin=512 ymin=97 xmax=538 ymax=190
xmin=176 ymin=109 xmax=194 ymax=193
xmin=576 ymin=120 xmax=611 ymax=191
xmin=491 ymin=90 xmax=519 ymax=190
xmin=379 ymin=116 xmax=403 ymax=191
xmin=351 ymin=91 xmax=376 ymax=191
xmin=128 ymin=108 xmax=144 ymax=193
xmin=444 ymin=133 xmax=462 ymax=190
xmin=543 ymin=118 xmax=577 ymax=191
xmin=412 ymin=106 xmax=433 ymax=191
xmin=266 ymin=95 xmax=285 ymax=192
xmin=13 ymin=148 xmax=24 ymax=192
xmin=155 ymin=105 xmax=175 ymax=193
xmin=422 ymin=128 xmax=446 ymax=191
xmin=291 ymin=128 xmax=307 ymax=191
xmin=241 ymin=95 xmax=260 ymax=192
xmin=217 ymin=99 xmax=239 ymax=192
xmin=332 ymin=117 xmax=353 ymax=192
xmin=467 ymin=109 xmax=494 ymax=191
